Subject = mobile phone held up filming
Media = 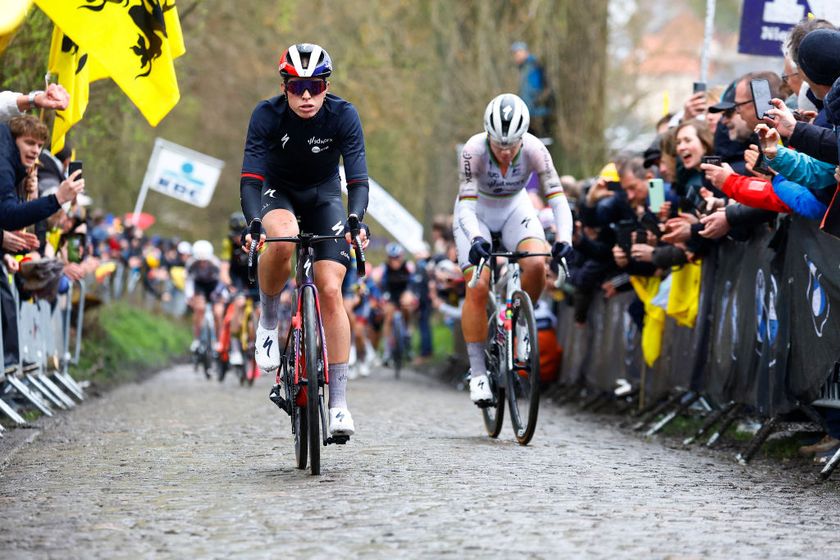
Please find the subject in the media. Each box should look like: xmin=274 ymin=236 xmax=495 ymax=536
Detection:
xmin=68 ymin=160 xmax=83 ymax=180
xmin=647 ymin=178 xmax=665 ymax=213
xmin=693 ymin=81 xmax=707 ymax=94
xmin=750 ymin=78 xmax=773 ymax=121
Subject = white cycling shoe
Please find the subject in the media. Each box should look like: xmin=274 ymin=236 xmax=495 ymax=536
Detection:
xmin=255 ymin=323 xmax=280 ymax=372
xmin=469 ymin=375 xmax=493 ymax=405
xmin=329 ymin=407 xmax=355 ymax=436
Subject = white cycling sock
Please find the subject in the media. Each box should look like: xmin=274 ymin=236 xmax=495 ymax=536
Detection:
xmin=467 ymin=342 xmax=487 ymax=378
xmin=259 ymin=290 xmax=281 ymax=330
xmin=328 ymin=362 xmax=349 ymax=408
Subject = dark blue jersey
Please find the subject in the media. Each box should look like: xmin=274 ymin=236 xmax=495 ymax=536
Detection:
xmin=241 ymin=93 xmax=368 ymax=192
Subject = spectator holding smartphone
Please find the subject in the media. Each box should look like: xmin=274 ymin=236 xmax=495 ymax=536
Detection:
xmin=0 ymin=115 xmax=84 ymax=232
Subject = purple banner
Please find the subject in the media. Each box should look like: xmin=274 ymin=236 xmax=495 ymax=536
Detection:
xmin=738 ymin=0 xmax=811 ymax=57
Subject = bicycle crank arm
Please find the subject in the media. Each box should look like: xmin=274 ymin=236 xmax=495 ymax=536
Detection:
xmin=269 ymin=385 xmax=291 ymax=415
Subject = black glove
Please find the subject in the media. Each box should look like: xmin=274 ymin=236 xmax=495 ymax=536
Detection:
xmin=468 ymin=237 xmax=491 ymax=266
xmin=551 ymin=241 xmax=572 ymax=263
xmin=343 ymin=218 xmax=370 ymax=238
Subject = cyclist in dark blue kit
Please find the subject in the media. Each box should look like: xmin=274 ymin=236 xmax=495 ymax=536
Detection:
xmin=240 ymin=43 xmax=369 ymax=437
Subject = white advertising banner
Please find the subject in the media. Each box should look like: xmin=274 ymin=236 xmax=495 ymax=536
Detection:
xmin=142 ymin=138 xmax=225 ymax=209
xmin=339 ymin=166 xmax=424 ymax=253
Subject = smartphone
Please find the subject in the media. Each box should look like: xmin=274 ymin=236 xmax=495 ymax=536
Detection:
xmin=614 ymin=219 xmax=636 ymax=255
xmin=693 ymin=81 xmax=707 ymax=94
xmin=750 ymin=78 xmax=773 ymax=120
xmin=68 ymin=160 xmax=83 ymax=180
xmin=753 ymin=144 xmax=773 ymax=175
xmin=648 ymin=178 xmax=665 ymax=212
xmin=701 ymin=155 xmax=722 ymax=167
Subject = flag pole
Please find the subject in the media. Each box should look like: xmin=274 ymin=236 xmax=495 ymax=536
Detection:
xmin=130 ymin=138 xmax=162 ymax=226
xmin=699 ymin=0 xmax=717 ymax=83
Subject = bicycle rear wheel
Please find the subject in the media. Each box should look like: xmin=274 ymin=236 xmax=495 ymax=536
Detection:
xmin=481 ymin=311 xmax=504 ymax=437
xmin=507 ymin=290 xmax=540 ymax=445
xmin=302 ymin=287 xmax=321 ymax=475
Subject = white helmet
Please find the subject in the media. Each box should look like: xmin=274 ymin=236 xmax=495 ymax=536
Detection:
xmin=192 ymin=239 xmax=214 ymax=261
xmin=177 ymin=241 xmax=192 ymax=255
xmin=483 ymin=93 xmax=530 ymax=147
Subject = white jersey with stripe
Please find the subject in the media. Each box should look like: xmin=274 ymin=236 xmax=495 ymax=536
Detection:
xmin=454 ymin=132 xmax=573 ymax=245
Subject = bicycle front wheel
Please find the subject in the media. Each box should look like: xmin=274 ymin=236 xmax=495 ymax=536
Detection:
xmin=507 ymin=290 xmax=540 ymax=445
xmin=302 ymin=287 xmax=321 ymax=475
xmin=482 ymin=311 xmax=504 ymax=437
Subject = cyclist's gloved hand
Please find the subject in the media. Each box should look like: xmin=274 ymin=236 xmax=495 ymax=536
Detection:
xmin=343 ymin=217 xmax=370 ymax=249
xmin=468 ymin=236 xmax=491 ymax=266
xmin=551 ymin=241 xmax=573 ymax=263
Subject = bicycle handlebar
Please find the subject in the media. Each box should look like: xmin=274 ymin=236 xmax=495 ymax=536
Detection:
xmin=245 ymin=216 xmax=368 ymax=283
xmin=466 ymin=251 xmax=562 ymax=290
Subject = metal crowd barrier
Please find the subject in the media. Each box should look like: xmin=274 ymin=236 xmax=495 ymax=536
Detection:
xmin=0 ymin=265 xmax=86 ymax=433
xmin=547 ymin=215 xmax=840 ymax=476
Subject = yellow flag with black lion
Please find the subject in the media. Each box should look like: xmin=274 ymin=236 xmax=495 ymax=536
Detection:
xmin=35 ymin=0 xmax=185 ymax=127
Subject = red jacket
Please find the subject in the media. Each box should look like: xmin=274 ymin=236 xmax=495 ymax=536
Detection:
xmin=721 ymin=173 xmax=792 ymax=213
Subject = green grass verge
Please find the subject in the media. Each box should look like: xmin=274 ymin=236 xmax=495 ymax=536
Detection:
xmin=73 ymin=302 xmax=192 ymax=387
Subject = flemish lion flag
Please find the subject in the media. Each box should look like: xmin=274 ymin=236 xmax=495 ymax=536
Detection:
xmin=47 ymin=27 xmax=90 ymax=153
xmin=35 ymin=0 xmax=185 ymax=126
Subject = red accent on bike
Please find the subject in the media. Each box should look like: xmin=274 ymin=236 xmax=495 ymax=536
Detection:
xmin=312 ymin=287 xmax=330 ymax=384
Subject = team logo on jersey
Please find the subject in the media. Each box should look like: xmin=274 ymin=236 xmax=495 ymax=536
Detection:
xmin=309 ymin=136 xmax=333 ymax=153
xmin=281 ymin=133 xmax=290 ymax=149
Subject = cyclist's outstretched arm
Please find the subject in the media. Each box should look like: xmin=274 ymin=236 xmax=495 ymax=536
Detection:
xmin=532 ymin=142 xmax=573 ymax=244
xmin=240 ymin=102 xmax=272 ymax=224
xmin=454 ymin=144 xmax=483 ymax=243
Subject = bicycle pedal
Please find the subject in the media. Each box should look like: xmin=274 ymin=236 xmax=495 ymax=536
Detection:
xmin=269 ymin=386 xmax=291 ymax=415
xmin=328 ymin=435 xmax=350 ymax=445
xmin=474 ymin=399 xmax=494 ymax=409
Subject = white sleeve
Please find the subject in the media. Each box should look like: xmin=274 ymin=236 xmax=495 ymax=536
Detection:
xmin=531 ymin=143 xmax=573 ymax=244
xmin=454 ymin=143 xmax=482 ymax=241
xmin=0 ymin=91 xmax=24 ymax=123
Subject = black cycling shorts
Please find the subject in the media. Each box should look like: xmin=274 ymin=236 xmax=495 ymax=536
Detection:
xmin=260 ymin=174 xmax=350 ymax=267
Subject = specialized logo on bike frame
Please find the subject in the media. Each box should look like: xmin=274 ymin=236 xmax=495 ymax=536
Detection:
xmin=80 ymin=0 xmax=175 ymax=78
xmin=303 ymin=256 xmax=312 ymax=278
xmin=308 ymin=136 xmax=333 ymax=153
xmin=265 ymin=189 xmax=277 ymax=199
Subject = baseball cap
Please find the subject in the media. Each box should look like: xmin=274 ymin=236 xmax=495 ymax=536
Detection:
xmin=510 ymin=41 xmax=528 ymax=52
xmin=708 ymin=81 xmax=737 ymax=113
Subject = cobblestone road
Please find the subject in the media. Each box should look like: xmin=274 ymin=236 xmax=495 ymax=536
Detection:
xmin=1 ymin=364 xmax=839 ymax=559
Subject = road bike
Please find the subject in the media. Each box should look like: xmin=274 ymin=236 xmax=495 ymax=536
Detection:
xmin=247 ymin=216 xmax=366 ymax=475
xmin=388 ymin=308 xmax=409 ymax=379
xmin=468 ymin=239 xmax=564 ymax=445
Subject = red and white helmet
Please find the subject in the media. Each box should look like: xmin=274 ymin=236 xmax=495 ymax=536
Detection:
xmin=483 ymin=93 xmax=530 ymax=147
xmin=278 ymin=43 xmax=333 ymax=78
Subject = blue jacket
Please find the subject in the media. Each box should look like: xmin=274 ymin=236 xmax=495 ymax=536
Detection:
xmin=768 ymin=146 xmax=837 ymax=190
xmin=771 ymin=174 xmax=828 ymax=220
xmin=518 ymin=55 xmax=549 ymax=117
xmin=0 ymin=124 xmax=60 ymax=231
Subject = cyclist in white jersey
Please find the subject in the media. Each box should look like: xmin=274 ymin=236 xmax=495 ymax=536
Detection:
xmin=453 ymin=93 xmax=573 ymax=405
